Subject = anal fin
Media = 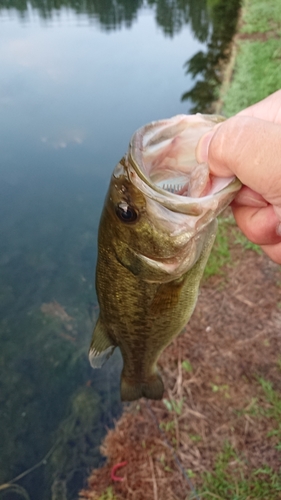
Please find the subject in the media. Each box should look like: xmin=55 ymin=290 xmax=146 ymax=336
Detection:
xmin=89 ymin=317 xmax=115 ymax=369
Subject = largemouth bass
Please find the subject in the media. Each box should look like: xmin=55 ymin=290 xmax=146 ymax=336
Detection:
xmin=89 ymin=114 xmax=241 ymax=401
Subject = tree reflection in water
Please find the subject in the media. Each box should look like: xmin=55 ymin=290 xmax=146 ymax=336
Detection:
xmin=0 ymin=0 xmax=240 ymax=113
xmin=0 ymin=0 xmax=209 ymax=38
xmin=182 ymin=0 xmax=241 ymax=113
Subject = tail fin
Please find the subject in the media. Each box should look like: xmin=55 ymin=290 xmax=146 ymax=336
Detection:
xmin=120 ymin=373 xmax=164 ymax=401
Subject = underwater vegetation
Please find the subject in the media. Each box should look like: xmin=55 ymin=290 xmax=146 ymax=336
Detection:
xmin=0 ymin=296 xmax=122 ymax=500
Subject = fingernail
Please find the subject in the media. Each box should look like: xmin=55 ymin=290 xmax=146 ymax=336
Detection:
xmin=196 ymin=130 xmax=215 ymax=163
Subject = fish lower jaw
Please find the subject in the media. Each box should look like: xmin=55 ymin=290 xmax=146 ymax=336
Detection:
xmin=137 ymin=236 xmax=200 ymax=278
xmin=140 ymin=253 xmax=181 ymax=273
xmin=138 ymin=252 xmax=196 ymax=278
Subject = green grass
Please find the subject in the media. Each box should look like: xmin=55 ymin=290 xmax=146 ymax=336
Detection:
xmin=243 ymin=378 xmax=281 ymax=441
xmin=222 ymin=0 xmax=281 ymax=116
xmin=224 ymin=38 xmax=281 ymax=116
xmin=257 ymin=378 xmax=281 ymax=443
xmin=97 ymin=487 xmax=118 ymax=500
xmin=197 ymin=379 xmax=281 ymax=499
xmin=204 ymin=215 xmax=262 ymax=279
xmin=204 ymin=217 xmax=233 ymax=278
xmin=241 ymin=0 xmax=281 ymax=34
xmin=197 ymin=443 xmax=281 ymax=500
xmin=233 ymin=230 xmax=262 ymax=254
xmin=159 ymin=420 xmax=175 ymax=433
xmin=163 ymin=397 xmax=185 ymax=416
xmin=182 ymin=360 xmax=193 ymax=373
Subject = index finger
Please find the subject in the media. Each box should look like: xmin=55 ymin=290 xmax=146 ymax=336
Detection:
xmin=198 ymin=115 xmax=281 ymax=207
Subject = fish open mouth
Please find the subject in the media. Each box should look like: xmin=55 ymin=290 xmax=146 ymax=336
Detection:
xmin=129 ymin=114 xmax=239 ymax=202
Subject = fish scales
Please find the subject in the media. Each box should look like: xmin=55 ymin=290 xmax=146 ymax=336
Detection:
xmin=89 ymin=114 xmax=241 ymax=401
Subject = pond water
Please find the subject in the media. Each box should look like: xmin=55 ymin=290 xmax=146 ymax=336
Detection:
xmin=0 ymin=1 xmax=240 ymax=499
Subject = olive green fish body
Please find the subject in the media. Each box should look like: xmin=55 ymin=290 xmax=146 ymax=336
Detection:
xmin=93 ymin=214 xmax=216 ymax=401
xmin=89 ymin=114 xmax=241 ymax=401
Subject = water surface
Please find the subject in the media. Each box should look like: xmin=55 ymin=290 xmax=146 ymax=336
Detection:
xmin=0 ymin=1 xmax=240 ymax=498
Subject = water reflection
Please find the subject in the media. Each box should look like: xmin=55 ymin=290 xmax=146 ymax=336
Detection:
xmin=148 ymin=0 xmax=209 ymax=40
xmin=0 ymin=0 xmax=142 ymax=27
xmin=0 ymin=0 xmax=210 ymax=40
xmin=0 ymin=0 xmax=239 ymax=499
xmin=182 ymin=0 xmax=241 ymax=113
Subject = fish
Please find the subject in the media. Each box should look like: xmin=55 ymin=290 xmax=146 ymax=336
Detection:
xmin=89 ymin=114 xmax=241 ymax=401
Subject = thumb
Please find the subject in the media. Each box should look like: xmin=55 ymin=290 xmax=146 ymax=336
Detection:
xmin=196 ymin=115 xmax=281 ymax=207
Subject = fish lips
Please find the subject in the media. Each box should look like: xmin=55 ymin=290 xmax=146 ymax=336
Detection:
xmin=126 ymin=113 xmax=241 ymax=226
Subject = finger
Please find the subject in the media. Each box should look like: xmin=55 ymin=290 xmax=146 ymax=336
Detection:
xmin=197 ymin=116 xmax=281 ymax=206
xmin=234 ymin=186 xmax=267 ymax=208
xmin=232 ymin=204 xmax=281 ymax=246
xmin=260 ymin=241 xmax=281 ymax=264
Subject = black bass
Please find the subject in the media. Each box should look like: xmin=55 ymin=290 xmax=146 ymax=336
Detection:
xmin=89 ymin=114 xmax=241 ymax=401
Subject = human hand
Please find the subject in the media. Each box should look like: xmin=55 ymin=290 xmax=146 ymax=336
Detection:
xmin=196 ymin=90 xmax=281 ymax=263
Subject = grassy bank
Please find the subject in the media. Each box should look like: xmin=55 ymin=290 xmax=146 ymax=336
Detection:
xmin=222 ymin=0 xmax=281 ymax=115
xmin=197 ymin=0 xmax=281 ymax=496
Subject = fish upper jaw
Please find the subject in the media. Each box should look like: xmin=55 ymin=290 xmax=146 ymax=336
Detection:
xmin=129 ymin=113 xmax=224 ymax=198
xmin=127 ymin=113 xmax=242 ymax=217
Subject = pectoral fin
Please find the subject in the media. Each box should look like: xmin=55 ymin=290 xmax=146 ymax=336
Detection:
xmin=89 ymin=317 xmax=115 ymax=369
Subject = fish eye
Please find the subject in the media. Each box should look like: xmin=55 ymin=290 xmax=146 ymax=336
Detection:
xmin=115 ymin=202 xmax=138 ymax=223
